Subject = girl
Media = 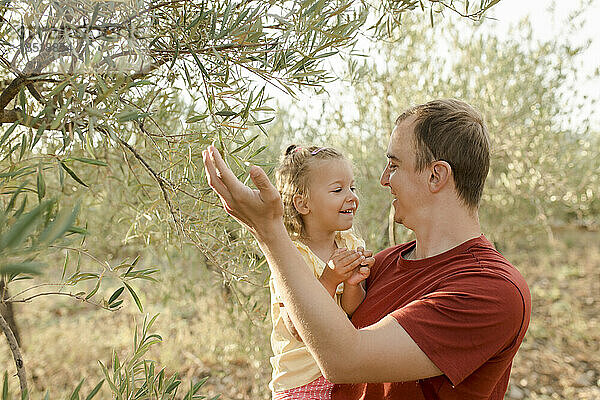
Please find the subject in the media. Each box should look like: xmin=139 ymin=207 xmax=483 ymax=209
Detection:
xmin=269 ymin=145 xmax=373 ymax=400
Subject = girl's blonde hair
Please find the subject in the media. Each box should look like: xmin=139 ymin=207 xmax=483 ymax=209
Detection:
xmin=275 ymin=144 xmax=346 ymax=240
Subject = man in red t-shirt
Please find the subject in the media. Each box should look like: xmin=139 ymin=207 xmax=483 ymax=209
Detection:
xmin=203 ymin=99 xmax=531 ymax=399
xmin=334 ymin=236 xmax=530 ymax=399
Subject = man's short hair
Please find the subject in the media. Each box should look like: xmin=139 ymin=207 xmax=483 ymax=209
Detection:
xmin=396 ymin=99 xmax=490 ymax=209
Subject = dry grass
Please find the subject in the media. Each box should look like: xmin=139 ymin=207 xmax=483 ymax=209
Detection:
xmin=1 ymin=230 xmax=598 ymax=399
xmin=506 ymin=230 xmax=600 ymax=400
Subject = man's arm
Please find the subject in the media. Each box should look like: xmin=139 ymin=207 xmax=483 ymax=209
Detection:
xmin=256 ymin=223 xmax=441 ymax=382
xmin=203 ymin=146 xmax=442 ymax=383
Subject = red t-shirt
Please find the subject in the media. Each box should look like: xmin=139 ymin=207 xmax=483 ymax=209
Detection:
xmin=332 ymin=235 xmax=531 ymax=400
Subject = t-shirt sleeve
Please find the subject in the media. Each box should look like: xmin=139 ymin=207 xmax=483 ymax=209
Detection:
xmin=391 ymin=272 xmax=527 ymax=386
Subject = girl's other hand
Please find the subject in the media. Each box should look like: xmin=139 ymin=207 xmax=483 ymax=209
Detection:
xmin=345 ymin=247 xmax=374 ymax=286
xmin=319 ymin=248 xmax=364 ymax=294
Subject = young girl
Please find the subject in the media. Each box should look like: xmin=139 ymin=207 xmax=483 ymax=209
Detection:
xmin=269 ymin=145 xmax=373 ymax=400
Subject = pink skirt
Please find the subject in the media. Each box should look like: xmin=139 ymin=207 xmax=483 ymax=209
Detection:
xmin=272 ymin=376 xmax=334 ymax=400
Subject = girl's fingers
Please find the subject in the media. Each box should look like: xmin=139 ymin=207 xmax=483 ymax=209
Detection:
xmin=333 ymin=250 xmax=362 ymax=267
xmin=358 ymin=266 xmax=370 ymax=278
xmin=362 ymin=256 xmax=375 ymax=268
xmin=331 ymin=248 xmax=348 ymax=258
xmin=345 ymin=254 xmax=366 ymax=270
xmin=331 ymin=249 xmax=352 ymax=264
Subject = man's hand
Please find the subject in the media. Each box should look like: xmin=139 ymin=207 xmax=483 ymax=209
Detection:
xmin=202 ymin=145 xmax=283 ymax=239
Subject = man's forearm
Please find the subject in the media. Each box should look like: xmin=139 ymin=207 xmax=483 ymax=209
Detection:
xmin=256 ymin=223 xmax=359 ymax=375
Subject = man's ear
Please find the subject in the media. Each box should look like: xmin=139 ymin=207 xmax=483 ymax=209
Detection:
xmin=428 ymin=161 xmax=451 ymax=193
xmin=293 ymin=194 xmax=310 ymax=215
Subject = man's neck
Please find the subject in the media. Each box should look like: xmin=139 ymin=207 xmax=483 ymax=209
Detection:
xmin=409 ymin=207 xmax=482 ymax=260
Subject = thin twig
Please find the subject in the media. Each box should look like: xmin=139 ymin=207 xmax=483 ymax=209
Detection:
xmin=0 ymin=313 xmax=28 ymax=398
xmin=118 ymin=95 xmax=169 ymax=161
xmin=116 ymin=131 xmax=181 ymax=234
xmin=7 ymin=291 xmax=110 ymax=308
xmin=49 ymin=245 xmax=111 ymax=270
xmin=428 ymin=0 xmax=496 ymax=20
xmin=121 ymin=0 xmax=188 ymax=27
xmin=0 ymin=55 xmax=21 ymax=76
xmin=129 ymin=56 xmax=170 ymax=81
xmin=187 ymin=239 xmax=262 ymax=287
xmin=120 ymin=148 xmax=154 ymax=201
xmin=4 ymin=283 xmax=71 ymax=302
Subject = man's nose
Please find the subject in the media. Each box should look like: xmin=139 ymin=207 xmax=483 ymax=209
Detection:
xmin=380 ymin=168 xmax=389 ymax=187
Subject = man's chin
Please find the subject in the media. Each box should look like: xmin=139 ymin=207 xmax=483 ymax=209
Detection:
xmin=393 ymin=211 xmax=406 ymax=226
xmin=391 ymin=201 xmax=402 ymax=223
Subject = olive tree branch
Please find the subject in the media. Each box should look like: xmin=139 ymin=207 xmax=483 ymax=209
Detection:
xmin=0 ymin=108 xmax=77 ymax=132
xmin=0 ymin=54 xmax=21 ymax=76
xmin=4 ymin=283 xmax=73 ymax=302
xmin=114 ymin=129 xmax=181 ymax=234
xmin=0 ymin=313 xmax=28 ymax=398
xmin=49 ymin=245 xmax=111 ymax=270
xmin=428 ymin=0 xmax=499 ymax=20
xmin=0 ymin=74 xmax=35 ymax=110
xmin=6 ymin=291 xmax=112 ymax=309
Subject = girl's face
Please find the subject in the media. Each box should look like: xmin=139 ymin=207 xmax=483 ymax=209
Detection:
xmin=297 ymin=159 xmax=359 ymax=234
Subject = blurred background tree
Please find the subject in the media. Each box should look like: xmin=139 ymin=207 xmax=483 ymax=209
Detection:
xmin=266 ymin=12 xmax=599 ymax=252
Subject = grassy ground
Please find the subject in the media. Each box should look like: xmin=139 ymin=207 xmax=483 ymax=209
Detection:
xmin=506 ymin=229 xmax=600 ymax=400
xmin=0 ymin=230 xmax=598 ymax=399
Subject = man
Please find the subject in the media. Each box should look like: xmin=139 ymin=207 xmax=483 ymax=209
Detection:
xmin=203 ymin=99 xmax=531 ymax=399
